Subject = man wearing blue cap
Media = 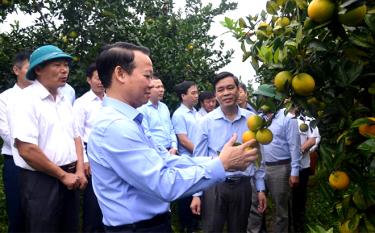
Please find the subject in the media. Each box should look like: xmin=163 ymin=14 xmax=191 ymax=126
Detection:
xmin=11 ymin=45 xmax=88 ymax=232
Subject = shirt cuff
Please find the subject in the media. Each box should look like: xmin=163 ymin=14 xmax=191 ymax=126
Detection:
xmin=203 ymin=157 xmax=226 ymax=182
xmin=291 ymin=168 xmax=300 ymax=176
xmin=255 ymin=178 xmax=265 ymax=191
xmin=193 ymin=191 xmax=202 ymax=197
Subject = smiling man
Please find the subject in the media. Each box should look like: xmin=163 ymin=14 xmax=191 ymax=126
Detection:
xmin=12 ymin=45 xmax=88 ymax=232
xmin=87 ymin=42 xmax=259 ymax=233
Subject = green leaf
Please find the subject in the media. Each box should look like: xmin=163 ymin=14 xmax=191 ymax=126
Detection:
xmin=351 ymin=118 xmax=372 ymax=127
xmin=357 ymin=138 xmax=375 ymax=153
xmin=294 ymin=0 xmax=308 ymax=10
xmin=238 ymin=17 xmax=247 ymax=28
xmin=296 ymin=26 xmax=303 ymax=45
xmin=266 ymin=1 xmax=279 ymax=15
xmin=364 ymin=14 xmax=375 ymax=32
xmin=307 ymin=40 xmax=328 ymax=52
xmin=353 ymin=191 xmax=367 ymax=210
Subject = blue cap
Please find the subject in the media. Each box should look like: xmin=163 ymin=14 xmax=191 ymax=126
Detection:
xmin=26 ymin=45 xmax=72 ymax=80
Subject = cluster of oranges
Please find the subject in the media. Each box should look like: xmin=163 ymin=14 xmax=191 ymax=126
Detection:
xmin=274 ymin=70 xmax=315 ymax=96
xmin=243 ymin=115 xmax=273 ymax=145
xmin=308 ymin=0 xmax=367 ymax=26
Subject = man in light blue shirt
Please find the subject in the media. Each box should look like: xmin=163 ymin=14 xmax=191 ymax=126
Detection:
xmin=191 ymin=72 xmax=266 ymax=233
xmin=138 ymin=76 xmax=178 ymax=154
xmin=87 ymin=42 xmax=259 ymax=232
xmin=248 ymin=84 xmax=301 ymax=233
xmin=172 ymin=80 xmax=199 ymax=157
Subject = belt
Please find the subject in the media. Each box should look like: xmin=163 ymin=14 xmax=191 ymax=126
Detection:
xmin=104 ymin=212 xmax=171 ymax=231
xmin=265 ymin=158 xmax=291 ymax=166
xmin=225 ymin=176 xmax=250 ymax=184
xmin=60 ymin=161 xmax=77 ymax=173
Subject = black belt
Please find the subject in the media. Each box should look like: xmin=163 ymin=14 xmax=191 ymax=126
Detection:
xmin=265 ymin=158 xmax=291 ymax=166
xmin=104 ymin=212 xmax=171 ymax=231
xmin=60 ymin=161 xmax=77 ymax=173
xmin=225 ymin=176 xmax=250 ymax=184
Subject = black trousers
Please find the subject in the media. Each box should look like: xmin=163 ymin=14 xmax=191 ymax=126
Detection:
xmin=202 ymin=177 xmax=252 ymax=233
xmin=291 ymin=167 xmax=310 ymax=233
xmin=83 ymin=176 xmax=104 ymax=232
xmin=177 ymin=196 xmax=199 ymax=233
xmin=19 ymin=168 xmax=79 ymax=232
xmin=2 ymin=155 xmax=25 ymax=232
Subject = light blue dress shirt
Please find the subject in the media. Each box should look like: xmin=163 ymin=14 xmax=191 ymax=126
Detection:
xmin=192 ymin=106 xmax=265 ymax=191
xmin=138 ymin=101 xmax=178 ymax=150
xmin=261 ymin=109 xmax=301 ymax=176
xmin=172 ymin=104 xmax=198 ymax=156
xmin=87 ymin=97 xmax=226 ymax=227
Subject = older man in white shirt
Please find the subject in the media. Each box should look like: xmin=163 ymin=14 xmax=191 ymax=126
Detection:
xmin=11 ymin=45 xmax=87 ymax=232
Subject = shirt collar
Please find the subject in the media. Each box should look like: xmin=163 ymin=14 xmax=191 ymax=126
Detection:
xmin=33 ymin=80 xmax=65 ymax=102
xmin=102 ymin=96 xmax=141 ymax=123
xmin=180 ymin=103 xmax=196 ymax=114
xmin=212 ymin=106 xmax=246 ymax=122
xmin=88 ymin=89 xmax=104 ymax=101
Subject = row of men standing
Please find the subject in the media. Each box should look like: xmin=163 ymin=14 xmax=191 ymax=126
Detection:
xmin=0 ymin=43 xmax=319 ymax=233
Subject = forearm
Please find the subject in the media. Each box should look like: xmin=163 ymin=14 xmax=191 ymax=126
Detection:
xmin=301 ymin=137 xmax=316 ymax=152
xmin=74 ymin=137 xmax=85 ymax=172
xmin=15 ymin=140 xmax=66 ymax=179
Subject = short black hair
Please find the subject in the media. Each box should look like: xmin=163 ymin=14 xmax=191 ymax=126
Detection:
xmin=13 ymin=50 xmax=31 ymax=67
xmin=238 ymin=83 xmax=247 ymax=93
xmin=213 ymin=71 xmax=239 ymax=88
xmin=96 ymin=42 xmax=150 ymax=88
xmin=174 ymin=80 xmax=196 ymax=101
xmin=199 ymin=91 xmax=215 ymax=104
xmin=86 ymin=63 xmax=97 ymax=79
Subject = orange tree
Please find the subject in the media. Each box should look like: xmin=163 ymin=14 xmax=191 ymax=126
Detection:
xmin=224 ymin=0 xmax=375 ymax=231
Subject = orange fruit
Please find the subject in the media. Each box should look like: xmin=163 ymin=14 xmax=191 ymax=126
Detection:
xmin=274 ymin=71 xmax=292 ymax=92
xmin=292 ymin=73 xmax=315 ymax=96
xmin=242 ymin=130 xmax=256 ymax=143
xmin=339 ymin=4 xmax=367 ymax=26
xmin=247 ymin=115 xmax=263 ymax=131
xmin=329 ymin=171 xmax=350 ymax=190
xmin=256 ymin=128 xmax=273 ymax=145
xmin=299 ymin=123 xmax=308 ymax=132
xmin=308 ymin=0 xmax=335 ymax=23
xmin=358 ymin=124 xmax=375 ymax=137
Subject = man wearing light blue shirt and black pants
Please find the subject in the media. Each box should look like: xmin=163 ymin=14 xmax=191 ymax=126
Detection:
xmin=191 ymin=72 xmax=266 ymax=233
xmin=87 ymin=42 xmax=259 ymax=233
xmin=138 ymin=76 xmax=178 ymax=155
xmin=248 ymin=84 xmax=301 ymax=233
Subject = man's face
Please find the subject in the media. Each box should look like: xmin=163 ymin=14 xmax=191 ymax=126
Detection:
xmin=150 ymin=79 xmax=165 ymax=102
xmin=215 ymin=76 xmax=239 ymax=108
xmin=87 ymin=70 xmax=105 ymax=95
xmin=201 ymin=97 xmax=216 ymax=113
xmin=237 ymin=87 xmax=248 ymax=105
xmin=35 ymin=59 xmax=70 ymax=92
xmin=182 ymin=85 xmax=199 ymax=108
xmin=13 ymin=60 xmax=29 ymax=80
xmin=124 ymin=51 xmax=154 ymax=108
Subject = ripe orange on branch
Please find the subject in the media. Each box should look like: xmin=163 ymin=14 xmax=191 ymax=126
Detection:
xmin=329 ymin=171 xmax=350 ymax=190
xmin=292 ymin=73 xmax=315 ymax=96
xmin=247 ymin=115 xmax=263 ymax=131
xmin=308 ymin=0 xmax=335 ymax=23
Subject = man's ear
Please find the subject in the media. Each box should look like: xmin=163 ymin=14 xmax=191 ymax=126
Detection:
xmin=113 ymin=66 xmax=127 ymax=84
xmin=12 ymin=65 xmax=19 ymax=76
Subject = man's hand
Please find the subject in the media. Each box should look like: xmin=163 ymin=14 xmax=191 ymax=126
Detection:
xmin=60 ymin=172 xmax=80 ymax=190
xmin=84 ymin=162 xmax=91 ymax=177
xmin=169 ymin=148 xmax=178 ymax=155
xmin=257 ymin=192 xmax=267 ymax=213
xmin=76 ymin=168 xmax=88 ymax=190
xmin=190 ymin=196 xmax=201 ymax=215
xmin=289 ymin=175 xmax=299 ymax=188
xmin=219 ymin=134 xmax=258 ymax=171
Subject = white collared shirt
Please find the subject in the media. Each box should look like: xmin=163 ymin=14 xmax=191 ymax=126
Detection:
xmin=11 ymin=80 xmax=79 ymax=170
xmin=0 ymin=84 xmax=23 ymax=155
xmin=73 ymin=90 xmax=104 ymax=143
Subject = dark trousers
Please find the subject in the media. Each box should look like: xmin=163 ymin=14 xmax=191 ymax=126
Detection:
xmin=177 ymin=196 xmax=199 ymax=233
xmin=19 ymin=168 xmax=80 ymax=232
xmin=202 ymin=177 xmax=252 ymax=233
xmin=291 ymin=167 xmax=310 ymax=233
xmin=83 ymin=176 xmax=104 ymax=232
xmin=104 ymin=214 xmax=172 ymax=233
xmin=2 ymin=155 xmax=25 ymax=232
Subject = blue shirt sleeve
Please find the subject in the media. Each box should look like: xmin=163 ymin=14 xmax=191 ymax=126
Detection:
xmin=286 ymin=117 xmax=302 ymax=176
xmin=96 ymin=118 xmax=226 ymax=201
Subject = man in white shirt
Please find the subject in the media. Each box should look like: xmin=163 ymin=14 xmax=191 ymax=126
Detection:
xmin=60 ymin=82 xmax=76 ymax=105
xmin=0 ymin=50 xmax=32 ymax=232
xmin=73 ymin=63 xmax=104 ymax=232
xmin=138 ymin=76 xmax=178 ymax=155
xmin=12 ymin=45 xmax=87 ymax=232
